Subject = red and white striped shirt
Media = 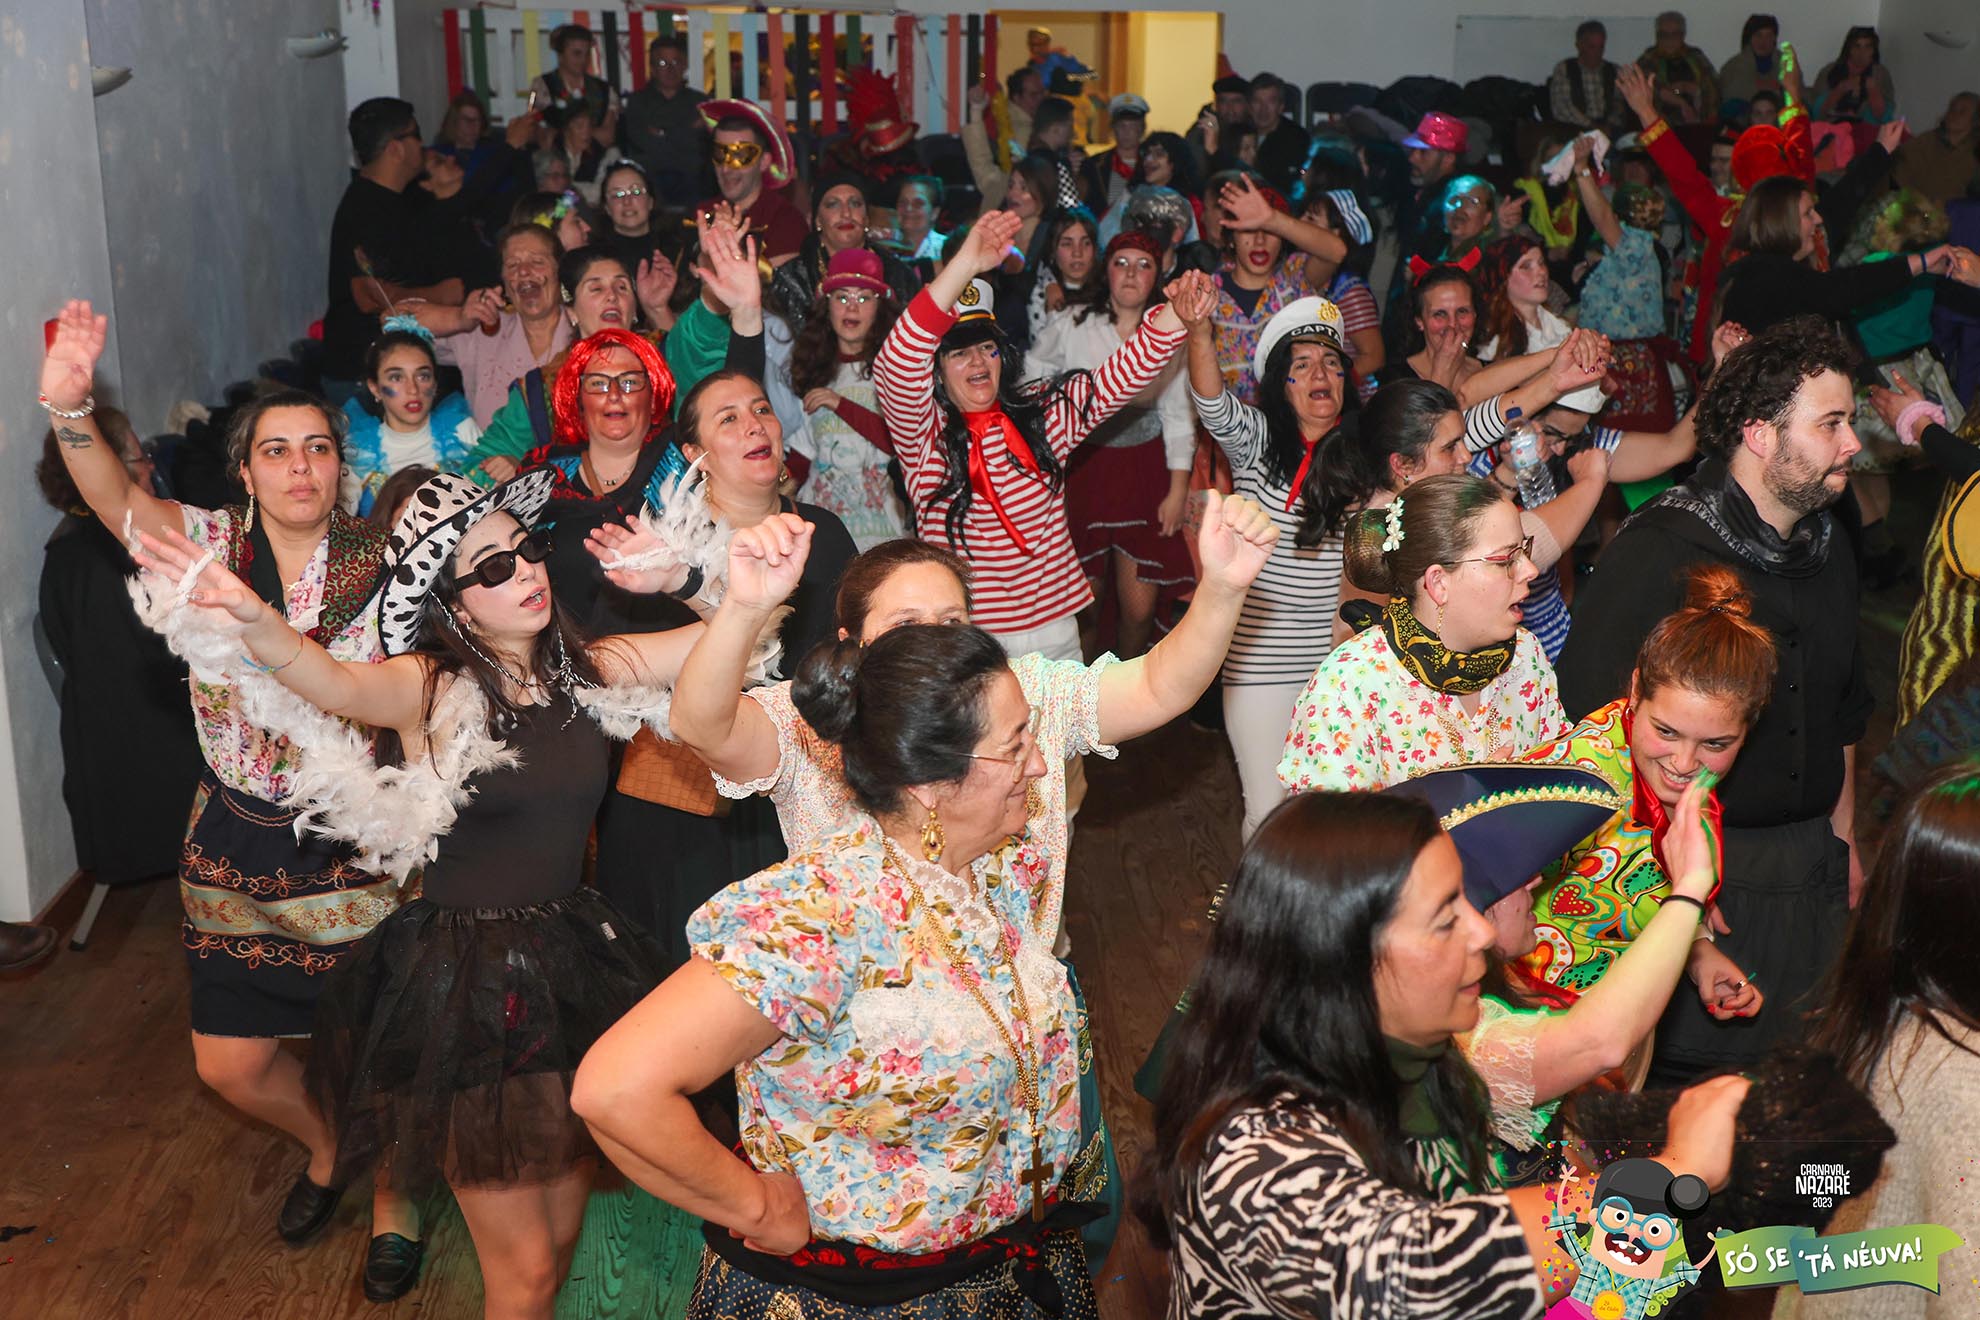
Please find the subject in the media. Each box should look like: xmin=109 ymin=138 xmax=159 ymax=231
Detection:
xmin=874 ymin=290 xmax=1187 ymax=633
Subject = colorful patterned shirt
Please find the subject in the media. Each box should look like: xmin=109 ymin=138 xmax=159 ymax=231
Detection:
xmin=1277 ymin=625 xmax=1569 ymax=792
xmin=180 ymin=505 xmax=384 ymax=803
xmin=688 ymin=816 xmax=1082 ymax=1254
xmin=1212 ymin=257 xmax=1312 ymax=406
xmin=711 ymin=651 xmax=1115 ymax=942
xmin=1578 ymin=223 xmax=1668 ymax=342
xmin=788 ymin=363 xmax=909 ymax=552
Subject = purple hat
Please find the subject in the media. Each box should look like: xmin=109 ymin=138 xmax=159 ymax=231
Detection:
xmin=820 ymin=248 xmax=889 ymax=296
xmin=1402 ymin=111 xmax=1469 ymax=156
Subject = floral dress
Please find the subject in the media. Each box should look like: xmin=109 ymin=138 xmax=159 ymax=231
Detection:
xmin=1276 ymin=624 xmax=1569 ymax=792
xmin=688 ymin=817 xmax=1083 ymax=1253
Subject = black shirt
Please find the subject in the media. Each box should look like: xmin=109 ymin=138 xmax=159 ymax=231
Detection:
xmin=621 ymin=84 xmax=708 ymax=191
xmin=322 ymin=177 xmax=451 ymax=381
xmin=1253 ymin=117 xmax=1312 ymax=195
xmin=1555 ymin=461 xmax=1873 ymax=827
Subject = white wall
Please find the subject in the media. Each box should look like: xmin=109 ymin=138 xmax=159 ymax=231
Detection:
xmin=0 ymin=2 xmax=114 ymax=919
xmin=84 ymin=0 xmax=351 ymax=437
xmin=1878 ymin=0 xmax=1979 ymax=130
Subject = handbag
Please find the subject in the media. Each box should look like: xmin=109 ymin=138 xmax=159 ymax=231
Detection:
xmin=615 ymin=726 xmax=724 ymax=816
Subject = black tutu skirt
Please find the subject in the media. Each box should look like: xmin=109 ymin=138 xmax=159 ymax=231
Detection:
xmin=305 ymin=886 xmax=663 ymax=1191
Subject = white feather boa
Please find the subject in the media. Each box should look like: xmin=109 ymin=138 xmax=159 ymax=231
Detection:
xmin=125 ymin=472 xmax=788 ymax=881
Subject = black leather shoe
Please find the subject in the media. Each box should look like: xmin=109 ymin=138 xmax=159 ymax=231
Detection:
xmin=276 ymin=1172 xmax=344 ymax=1245
xmin=0 ymin=921 xmax=56 ymax=973
xmin=363 ymin=1232 xmax=424 ymax=1302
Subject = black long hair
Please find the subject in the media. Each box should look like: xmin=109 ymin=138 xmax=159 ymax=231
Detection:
xmin=1132 ymin=130 xmax=1201 ymax=199
xmin=1297 ymin=379 xmax=1461 ymax=548
xmin=927 ymin=324 xmax=1094 ymax=551
xmin=1809 ymin=763 xmax=1980 ymax=1089
xmin=1255 ymin=336 xmax=1360 ymax=490
xmin=374 ymin=519 xmax=607 ymax=766
xmin=1137 ymin=792 xmax=1493 ymax=1246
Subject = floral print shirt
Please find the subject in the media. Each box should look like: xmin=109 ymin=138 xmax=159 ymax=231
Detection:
xmin=1213 ymin=257 xmax=1313 ymax=405
xmin=711 ymin=650 xmax=1117 ymax=941
xmin=688 ymin=816 xmax=1082 ymax=1254
xmin=1276 ymin=624 xmax=1569 ymax=792
xmin=181 ymin=505 xmax=383 ymax=802
xmin=1578 ymin=223 xmax=1667 ymax=342
xmin=788 ymin=363 xmax=909 ymax=552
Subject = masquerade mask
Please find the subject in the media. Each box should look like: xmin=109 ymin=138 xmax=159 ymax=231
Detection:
xmin=712 ymin=141 xmax=765 ymax=169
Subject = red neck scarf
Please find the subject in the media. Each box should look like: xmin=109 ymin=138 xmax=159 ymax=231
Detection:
xmin=1285 ymin=435 xmax=1322 ymax=513
xmin=963 ymin=408 xmax=1045 ymax=555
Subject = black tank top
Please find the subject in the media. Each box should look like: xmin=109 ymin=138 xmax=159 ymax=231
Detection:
xmin=418 ymin=690 xmax=608 ymax=909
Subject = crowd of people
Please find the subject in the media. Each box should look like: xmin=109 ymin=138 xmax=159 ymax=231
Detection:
xmin=16 ymin=11 xmax=1980 ymax=1319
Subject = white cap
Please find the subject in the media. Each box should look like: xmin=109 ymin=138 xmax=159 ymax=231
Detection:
xmin=1251 ymin=296 xmax=1347 ymax=382
xmin=1108 ymin=93 xmax=1150 ymax=120
xmin=953 ymin=278 xmax=996 ymax=320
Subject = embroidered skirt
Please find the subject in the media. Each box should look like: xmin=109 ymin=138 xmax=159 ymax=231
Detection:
xmin=179 ymin=774 xmax=398 ymax=1038
xmin=305 ymin=887 xmax=663 ymax=1192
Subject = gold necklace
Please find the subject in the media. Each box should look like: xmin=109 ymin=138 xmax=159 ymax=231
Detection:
xmin=880 ymin=834 xmax=1054 ymax=1222
xmin=1431 ymin=687 xmax=1504 ymax=762
xmin=582 ymin=449 xmax=637 ymax=493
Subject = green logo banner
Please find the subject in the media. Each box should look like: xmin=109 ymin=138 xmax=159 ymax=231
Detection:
xmin=1717 ymin=1223 xmax=1965 ymax=1294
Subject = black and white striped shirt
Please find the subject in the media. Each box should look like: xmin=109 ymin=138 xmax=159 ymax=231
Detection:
xmin=1168 ymin=1095 xmax=1544 ymax=1320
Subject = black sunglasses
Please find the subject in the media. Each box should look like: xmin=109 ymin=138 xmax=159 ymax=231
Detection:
xmin=451 ymin=529 xmax=552 ymax=591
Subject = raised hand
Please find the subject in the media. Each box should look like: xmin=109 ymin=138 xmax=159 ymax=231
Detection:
xmin=504 ymin=110 xmax=542 ymax=149
xmin=966 ymin=81 xmax=990 ymax=113
xmin=1165 ymin=270 xmax=1218 ymax=331
xmin=636 ymin=253 xmax=678 ymax=314
xmin=961 ymin=210 xmax=1024 ymax=278
xmin=800 ymin=386 xmax=843 ymax=414
xmin=1662 ymin=772 xmax=1717 ymax=902
xmin=695 ymin=214 xmax=762 ymax=313
xmin=1495 ymin=191 xmax=1530 ymax=234
xmin=1565 ymin=444 xmax=1612 ymax=490
xmin=1875 ymin=117 xmax=1907 ymax=155
xmin=1217 ymin=175 xmax=1276 ymax=232
xmin=1658 ymin=1073 xmax=1751 ymax=1193
xmin=1616 ymin=63 xmax=1658 ymax=125
xmin=1710 ymin=320 xmax=1750 ymax=368
xmin=1867 ymin=369 xmax=1927 ymax=436
xmin=41 ymin=299 xmax=108 ymax=411
xmin=585 ymin=514 xmax=686 ymax=595
xmin=726 ymin=514 xmax=813 ymax=612
xmin=1195 ymin=489 xmax=1279 ymax=596
xmin=130 ymin=526 xmax=264 ymax=626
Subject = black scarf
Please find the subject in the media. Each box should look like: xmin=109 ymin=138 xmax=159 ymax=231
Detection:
xmin=1650 ymin=456 xmax=1834 ymax=578
xmin=1381 ymin=595 xmax=1515 ymax=695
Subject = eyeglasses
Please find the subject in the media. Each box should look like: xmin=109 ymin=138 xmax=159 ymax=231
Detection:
xmin=653 ymin=57 xmax=683 ymax=70
xmin=712 ymin=141 xmax=765 ymax=169
xmin=829 ymin=290 xmax=877 ymax=307
xmin=452 ymin=530 xmax=553 ymax=591
xmin=579 ymin=370 xmax=650 ymax=395
xmin=1447 ymin=536 xmax=1536 ymax=577
xmin=943 ymin=341 xmax=1000 ymax=367
xmin=962 ymin=706 xmax=1042 ymax=783
xmin=608 ymin=185 xmax=648 ymax=201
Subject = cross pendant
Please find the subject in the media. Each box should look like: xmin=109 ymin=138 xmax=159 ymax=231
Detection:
xmin=1020 ymin=1133 xmax=1054 ymax=1223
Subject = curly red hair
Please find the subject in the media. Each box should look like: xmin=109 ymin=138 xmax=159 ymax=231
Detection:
xmin=550 ymin=328 xmax=678 ymax=448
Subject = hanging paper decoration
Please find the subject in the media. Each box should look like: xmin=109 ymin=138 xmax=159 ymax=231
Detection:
xmin=845 ymin=16 xmax=862 ymax=73
xmin=792 ymin=13 xmax=812 ymax=136
xmin=818 ymin=14 xmax=838 ymax=133
xmin=442 ymin=8 xmax=463 ymax=97
xmin=737 ymin=12 xmax=761 ymax=105
xmin=712 ymin=10 xmax=732 ymax=99
xmin=895 ymin=14 xmax=917 ymax=130
xmin=627 ymin=10 xmax=646 ymax=90
xmin=945 ymin=16 xmax=962 ymax=135
xmin=468 ymin=7 xmax=491 ymax=104
xmin=965 ymin=14 xmax=981 ymax=95
xmin=602 ymin=11 xmax=621 ymax=91
xmin=767 ymin=11 xmax=789 ymax=120
xmin=522 ymin=9 xmax=542 ymax=93
xmin=983 ymin=15 xmax=999 ymax=90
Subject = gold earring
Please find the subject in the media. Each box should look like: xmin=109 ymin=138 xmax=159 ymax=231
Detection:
xmin=1026 ymin=781 xmax=1043 ymax=819
xmin=244 ymin=491 xmax=256 ymax=536
xmin=921 ymin=806 xmax=945 ymax=863
xmin=1436 ymin=599 xmax=1446 ymax=637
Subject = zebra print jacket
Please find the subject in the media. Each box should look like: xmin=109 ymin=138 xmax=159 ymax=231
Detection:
xmin=1166 ymin=1093 xmax=1544 ymax=1319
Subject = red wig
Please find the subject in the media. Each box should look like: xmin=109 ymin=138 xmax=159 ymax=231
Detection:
xmin=549 ymin=328 xmax=677 ymax=448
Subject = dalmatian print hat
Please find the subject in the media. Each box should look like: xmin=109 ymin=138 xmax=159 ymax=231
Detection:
xmin=376 ymin=469 xmax=559 ymax=656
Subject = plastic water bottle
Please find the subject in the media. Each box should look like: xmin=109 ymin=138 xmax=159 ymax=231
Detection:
xmin=1506 ymin=417 xmax=1556 ymax=508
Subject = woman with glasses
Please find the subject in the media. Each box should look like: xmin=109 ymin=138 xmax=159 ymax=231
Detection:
xmin=129 ymin=469 xmax=717 ymax=1319
xmin=785 ymin=249 xmax=907 ymax=550
xmin=596 ymin=159 xmax=676 ymax=273
xmin=1278 ymin=472 xmax=1570 ymax=794
xmin=573 ymin=623 xmax=1110 ymax=1316
xmin=768 ymin=174 xmax=922 ymax=339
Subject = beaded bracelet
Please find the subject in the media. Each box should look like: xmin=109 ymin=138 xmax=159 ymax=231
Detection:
xmin=38 ymin=391 xmax=95 ymax=420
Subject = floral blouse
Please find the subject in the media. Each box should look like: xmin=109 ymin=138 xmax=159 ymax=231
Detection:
xmin=1213 ymin=257 xmax=1313 ymax=405
xmin=1276 ymin=625 xmax=1569 ymax=793
xmin=712 ymin=650 xmax=1116 ymax=942
xmin=688 ymin=816 xmax=1083 ymax=1254
xmin=1577 ymin=223 xmax=1667 ymax=342
xmin=181 ymin=505 xmax=383 ymax=802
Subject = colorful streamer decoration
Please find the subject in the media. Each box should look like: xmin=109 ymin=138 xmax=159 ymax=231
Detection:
xmin=737 ymin=12 xmax=761 ymax=105
xmin=467 ymin=7 xmax=491 ymax=104
xmin=767 ymin=11 xmax=789 ymax=119
xmin=792 ymin=13 xmax=812 ymax=136
xmin=712 ymin=10 xmax=732 ymax=100
xmin=442 ymin=8 xmax=462 ymax=98
xmin=627 ymin=10 xmax=646 ymax=91
xmin=945 ymin=15 xmax=962 ymax=135
xmin=601 ymin=11 xmax=621 ymax=91
xmin=521 ymin=9 xmax=542 ymax=91
xmin=818 ymin=13 xmax=838 ymax=134
xmin=895 ymin=14 xmax=917 ymax=129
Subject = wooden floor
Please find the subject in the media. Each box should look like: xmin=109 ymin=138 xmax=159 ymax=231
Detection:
xmin=0 ymin=478 xmax=1925 ymax=1319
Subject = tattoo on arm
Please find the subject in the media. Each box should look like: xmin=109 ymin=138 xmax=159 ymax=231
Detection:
xmin=56 ymin=426 xmax=92 ymax=450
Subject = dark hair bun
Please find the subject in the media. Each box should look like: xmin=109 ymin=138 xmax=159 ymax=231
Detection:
xmin=792 ymin=637 xmax=865 ymax=743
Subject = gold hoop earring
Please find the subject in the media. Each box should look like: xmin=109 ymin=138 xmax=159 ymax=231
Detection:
xmin=921 ymin=806 xmax=946 ymax=863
